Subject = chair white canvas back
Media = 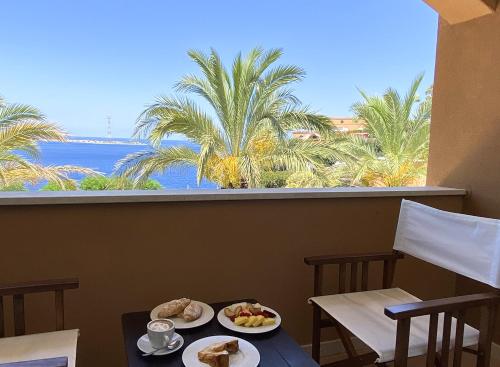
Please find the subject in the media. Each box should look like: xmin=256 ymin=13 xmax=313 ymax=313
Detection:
xmin=394 ymin=199 xmax=500 ymax=289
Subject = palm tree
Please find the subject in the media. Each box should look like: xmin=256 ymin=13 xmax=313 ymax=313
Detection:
xmin=344 ymin=74 xmax=431 ymax=187
xmin=115 ymin=48 xmax=342 ymax=188
xmin=0 ymin=95 xmax=96 ymax=190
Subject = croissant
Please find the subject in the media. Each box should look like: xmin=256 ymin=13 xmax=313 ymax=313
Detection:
xmin=181 ymin=302 xmax=203 ymax=321
xmin=157 ymin=298 xmax=191 ymax=318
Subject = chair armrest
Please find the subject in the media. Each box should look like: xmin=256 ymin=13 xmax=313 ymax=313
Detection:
xmin=0 ymin=278 xmax=79 ymax=296
xmin=384 ymin=292 xmax=500 ymax=320
xmin=304 ymin=251 xmax=403 ymax=266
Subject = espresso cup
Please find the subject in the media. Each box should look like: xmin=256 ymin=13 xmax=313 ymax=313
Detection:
xmin=147 ymin=319 xmax=175 ymax=349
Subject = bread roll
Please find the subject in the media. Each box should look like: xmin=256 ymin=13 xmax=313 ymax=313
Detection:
xmin=182 ymin=302 xmax=203 ymax=321
xmin=157 ymin=298 xmax=191 ymax=318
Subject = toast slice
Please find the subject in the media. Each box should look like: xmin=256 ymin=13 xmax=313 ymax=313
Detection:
xmin=197 ymin=339 xmax=239 ymax=367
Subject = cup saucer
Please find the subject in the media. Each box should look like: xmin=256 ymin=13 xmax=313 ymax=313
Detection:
xmin=137 ymin=332 xmax=184 ymax=356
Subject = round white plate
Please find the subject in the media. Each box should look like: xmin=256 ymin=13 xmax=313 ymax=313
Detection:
xmin=182 ymin=335 xmax=260 ymax=367
xmin=137 ymin=332 xmax=184 ymax=356
xmin=217 ymin=303 xmax=281 ymax=334
xmin=150 ymin=301 xmax=214 ymax=329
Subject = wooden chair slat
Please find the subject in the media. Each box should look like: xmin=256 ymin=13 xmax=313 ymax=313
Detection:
xmin=55 ymin=290 xmax=64 ymax=331
xmin=334 ymin=321 xmax=357 ymax=358
xmin=477 ymin=304 xmax=496 ymax=367
xmin=383 ymin=258 xmax=397 ymax=289
xmin=453 ymin=310 xmax=465 ymax=367
xmin=441 ymin=312 xmax=453 ymax=367
xmin=311 ymin=303 xmax=321 ymax=363
xmin=350 ymin=262 xmax=358 ymax=292
xmin=13 ymin=294 xmax=25 ymax=336
xmin=426 ymin=313 xmax=439 ymax=367
xmin=339 ymin=263 xmax=346 ymax=294
xmin=394 ymin=318 xmax=411 ymax=367
xmin=382 ymin=260 xmax=390 ymax=288
xmin=0 ymin=296 xmax=4 ymax=338
xmin=361 ymin=261 xmax=369 ymax=291
xmin=313 ymin=265 xmax=323 ymax=297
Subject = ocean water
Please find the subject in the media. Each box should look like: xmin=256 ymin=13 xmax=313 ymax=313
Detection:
xmin=34 ymin=137 xmax=216 ymax=190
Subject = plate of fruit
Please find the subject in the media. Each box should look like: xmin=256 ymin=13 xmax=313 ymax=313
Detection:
xmin=217 ymin=302 xmax=281 ymax=334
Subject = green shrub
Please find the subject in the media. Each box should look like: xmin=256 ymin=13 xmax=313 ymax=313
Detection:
xmin=79 ymin=176 xmax=110 ymax=190
xmin=79 ymin=175 xmax=163 ymax=190
xmin=40 ymin=181 xmax=77 ymax=191
xmin=260 ymin=170 xmax=290 ymax=188
xmin=106 ymin=176 xmax=134 ymax=190
xmin=139 ymin=179 xmax=163 ymax=190
xmin=0 ymin=183 xmax=27 ymax=191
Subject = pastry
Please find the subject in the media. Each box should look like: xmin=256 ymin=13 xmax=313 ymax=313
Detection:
xmin=198 ymin=339 xmax=239 ymax=367
xmin=198 ymin=350 xmax=229 ymax=367
xmin=181 ymin=302 xmax=203 ymax=321
xmin=157 ymin=298 xmax=191 ymax=318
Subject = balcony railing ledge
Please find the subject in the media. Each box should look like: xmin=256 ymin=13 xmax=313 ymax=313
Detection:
xmin=0 ymin=186 xmax=466 ymax=206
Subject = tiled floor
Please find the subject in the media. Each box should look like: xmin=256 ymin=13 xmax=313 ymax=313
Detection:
xmin=321 ymin=352 xmax=499 ymax=366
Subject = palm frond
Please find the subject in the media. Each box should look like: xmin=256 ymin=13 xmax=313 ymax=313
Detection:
xmin=0 ymin=162 xmax=97 ymax=189
xmin=114 ymin=146 xmax=198 ymax=186
xmin=0 ymin=121 xmax=66 ymax=157
xmin=0 ymin=103 xmax=45 ymax=126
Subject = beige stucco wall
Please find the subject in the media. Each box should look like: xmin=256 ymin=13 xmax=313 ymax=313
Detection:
xmin=427 ymin=12 xmax=500 ymax=341
xmin=0 ymin=195 xmax=462 ymax=366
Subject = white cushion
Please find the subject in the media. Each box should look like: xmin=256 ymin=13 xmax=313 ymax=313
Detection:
xmin=0 ymin=329 xmax=79 ymax=367
xmin=309 ymin=288 xmax=479 ymax=363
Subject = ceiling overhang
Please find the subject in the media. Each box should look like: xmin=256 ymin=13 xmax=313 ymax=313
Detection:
xmin=423 ymin=0 xmax=498 ymax=24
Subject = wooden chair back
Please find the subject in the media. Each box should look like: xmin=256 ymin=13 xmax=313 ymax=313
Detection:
xmin=0 ymin=278 xmax=79 ymax=337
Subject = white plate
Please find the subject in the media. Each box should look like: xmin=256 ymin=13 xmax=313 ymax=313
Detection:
xmin=182 ymin=335 xmax=260 ymax=367
xmin=150 ymin=301 xmax=214 ymax=329
xmin=217 ymin=302 xmax=281 ymax=334
xmin=137 ymin=332 xmax=184 ymax=356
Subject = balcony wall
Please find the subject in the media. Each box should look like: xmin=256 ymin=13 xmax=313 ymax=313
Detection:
xmin=0 ymin=188 xmax=464 ymax=366
xmin=427 ymin=9 xmax=500 ymax=342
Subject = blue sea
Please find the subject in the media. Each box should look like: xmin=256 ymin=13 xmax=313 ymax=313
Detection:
xmin=35 ymin=137 xmax=217 ymax=190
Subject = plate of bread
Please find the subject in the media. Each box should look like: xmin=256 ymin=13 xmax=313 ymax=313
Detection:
xmin=150 ymin=298 xmax=214 ymax=329
xmin=217 ymin=302 xmax=281 ymax=334
xmin=182 ymin=336 xmax=259 ymax=367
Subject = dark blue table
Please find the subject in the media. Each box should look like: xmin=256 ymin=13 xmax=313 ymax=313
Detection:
xmin=122 ymin=299 xmax=319 ymax=367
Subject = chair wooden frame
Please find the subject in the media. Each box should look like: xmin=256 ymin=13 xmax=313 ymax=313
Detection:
xmin=304 ymin=251 xmax=500 ymax=367
xmin=0 ymin=278 xmax=79 ymax=337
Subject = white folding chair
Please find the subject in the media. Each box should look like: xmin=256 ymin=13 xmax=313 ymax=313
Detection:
xmin=305 ymin=200 xmax=500 ymax=367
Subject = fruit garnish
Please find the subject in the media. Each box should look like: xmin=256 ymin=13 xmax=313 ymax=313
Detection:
xmin=249 ymin=303 xmax=262 ymax=315
xmin=262 ymin=318 xmax=276 ymax=326
xmin=244 ymin=316 xmax=257 ymax=327
xmin=261 ymin=310 xmax=276 ymax=318
xmin=253 ymin=315 xmax=265 ymax=327
xmin=228 ymin=303 xmax=277 ymax=328
xmin=234 ymin=305 xmax=242 ymax=316
xmin=224 ymin=307 xmax=236 ymax=318
xmin=234 ymin=316 xmax=248 ymax=326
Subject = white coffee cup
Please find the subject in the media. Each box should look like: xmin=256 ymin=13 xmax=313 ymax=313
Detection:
xmin=147 ymin=319 xmax=175 ymax=349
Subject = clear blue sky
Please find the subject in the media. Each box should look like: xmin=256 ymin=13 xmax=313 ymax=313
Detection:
xmin=1 ymin=0 xmax=438 ymax=138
